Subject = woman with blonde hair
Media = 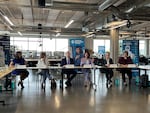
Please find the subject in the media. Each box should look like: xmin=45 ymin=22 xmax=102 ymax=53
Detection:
xmin=37 ymin=52 xmax=52 ymax=89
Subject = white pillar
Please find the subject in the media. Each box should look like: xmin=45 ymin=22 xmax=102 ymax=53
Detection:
xmin=110 ymin=29 xmax=119 ymax=63
xmin=85 ymin=38 xmax=93 ymax=50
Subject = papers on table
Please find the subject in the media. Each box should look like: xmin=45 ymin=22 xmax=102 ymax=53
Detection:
xmin=83 ymin=64 xmax=92 ymax=68
xmin=127 ymin=64 xmax=137 ymax=68
xmin=64 ymin=64 xmax=74 ymax=68
xmin=15 ymin=65 xmax=27 ymax=69
xmin=109 ymin=64 xmax=118 ymax=68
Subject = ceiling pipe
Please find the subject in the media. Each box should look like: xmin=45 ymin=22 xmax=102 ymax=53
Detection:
xmin=108 ymin=0 xmax=150 ymax=21
xmin=98 ymin=0 xmax=121 ymax=11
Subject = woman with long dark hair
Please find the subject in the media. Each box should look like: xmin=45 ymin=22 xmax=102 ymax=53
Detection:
xmin=80 ymin=51 xmax=92 ymax=87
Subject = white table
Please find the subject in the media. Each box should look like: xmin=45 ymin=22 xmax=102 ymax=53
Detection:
xmin=6 ymin=64 xmax=146 ymax=90
xmin=25 ymin=58 xmax=61 ymax=62
xmin=0 ymin=67 xmax=15 ymax=106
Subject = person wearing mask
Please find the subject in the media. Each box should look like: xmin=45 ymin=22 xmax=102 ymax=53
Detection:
xmin=103 ymin=52 xmax=114 ymax=87
xmin=37 ymin=52 xmax=52 ymax=89
xmin=118 ymin=51 xmax=133 ymax=86
xmin=80 ymin=51 xmax=92 ymax=87
xmin=10 ymin=51 xmax=29 ymax=89
xmin=74 ymin=47 xmax=83 ymax=66
xmin=61 ymin=51 xmax=76 ymax=87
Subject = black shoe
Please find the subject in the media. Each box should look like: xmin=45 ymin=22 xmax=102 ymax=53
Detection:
xmin=65 ymin=81 xmax=72 ymax=87
xmin=21 ymin=86 xmax=24 ymax=89
xmin=18 ymin=81 xmax=21 ymax=86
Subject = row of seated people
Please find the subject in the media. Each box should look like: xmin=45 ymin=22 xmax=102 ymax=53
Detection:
xmin=9 ymin=50 xmax=133 ymax=89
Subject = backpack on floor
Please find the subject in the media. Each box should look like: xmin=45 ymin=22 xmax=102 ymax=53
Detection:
xmin=140 ymin=74 xmax=149 ymax=88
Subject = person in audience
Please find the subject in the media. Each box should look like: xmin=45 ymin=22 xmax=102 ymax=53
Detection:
xmin=37 ymin=52 xmax=52 ymax=89
xmin=10 ymin=51 xmax=29 ymax=89
xmin=74 ymin=47 xmax=83 ymax=66
xmin=118 ymin=51 xmax=133 ymax=86
xmin=80 ymin=51 xmax=92 ymax=87
xmin=61 ymin=51 xmax=76 ymax=87
xmin=103 ymin=52 xmax=114 ymax=87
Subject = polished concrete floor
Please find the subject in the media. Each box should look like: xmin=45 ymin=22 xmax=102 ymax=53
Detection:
xmin=0 ymin=69 xmax=150 ymax=113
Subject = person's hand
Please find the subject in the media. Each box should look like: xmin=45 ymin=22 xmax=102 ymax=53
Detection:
xmin=91 ymin=58 xmax=94 ymax=63
xmin=75 ymin=55 xmax=79 ymax=59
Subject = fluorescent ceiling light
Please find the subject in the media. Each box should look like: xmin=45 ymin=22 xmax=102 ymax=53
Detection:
xmin=56 ymin=33 xmax=60 ymax=37
xmin=7 ymin=25 xmax=13 ymax=31
xmin=18 ymin=31 xmax=23 ymax=36
xmin=65 ymin=20 xmax=74 ymax=28
xmin=125 ymin=7 xmax=134 ymax=13
xmin=3 ymin=16 xmax=14 ymax=26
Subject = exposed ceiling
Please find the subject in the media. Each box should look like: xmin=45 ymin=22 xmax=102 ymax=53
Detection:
xmin=0 ymin=0 xmax=149 ymax=38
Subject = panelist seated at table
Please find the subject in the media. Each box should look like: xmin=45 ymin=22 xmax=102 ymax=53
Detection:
xmin=37 ymin=52 xmax=52 ymax=89
xmin=61 ymin=51 xmax=76 ymax=87
xmin=118 ymin=51 xmax=133 ymax=86
xmin=9 ymin=51 xmax=29 ymax=89
xmin=102 ymin=52 xmax=114 ymax=87
xmin=80 ymin=51 xmax=93 ymax=87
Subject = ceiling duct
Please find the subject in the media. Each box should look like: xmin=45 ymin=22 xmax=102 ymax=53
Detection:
xmin=108 ymin=0 xmax=150 ymax=20
xmin=98 ymin=0 xmax=119 ymax=11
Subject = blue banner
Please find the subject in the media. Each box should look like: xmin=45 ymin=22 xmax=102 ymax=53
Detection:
xmin=98 ymin=46 xmax=105 ymax=55
xmin=122 ymin=40 xmax=139 ymax=77
xmin=69 ymin=38 xmax=85 ymax=58
xmin=0 ymin=36 xmax=10 ymax=65
xmin=122 ymin=40 xmax=139 ymax=64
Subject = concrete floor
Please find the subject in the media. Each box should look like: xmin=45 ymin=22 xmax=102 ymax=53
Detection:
xmin=0 ymin=69 xmax=150 ymax=113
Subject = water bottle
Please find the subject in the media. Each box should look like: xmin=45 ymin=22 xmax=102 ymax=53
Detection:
xmin=135 ymin=75 xmax=140 ymax=85
xmin=0 ymin=84 xmax=2 ymax=92
xmin=11 ymin=80 xmax=15 ymax=90
xmin=115 ymin=77 xmax=120 ymax=86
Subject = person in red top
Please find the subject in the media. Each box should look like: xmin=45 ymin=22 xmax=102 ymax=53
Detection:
xmin=118 ymin=51 xmax=133 ymax=86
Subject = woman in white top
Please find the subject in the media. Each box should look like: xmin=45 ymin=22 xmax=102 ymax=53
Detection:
xmin=38 ymin=52 xmax=52 ymax=89
xmin=80 ymin=51 xmax=92 ymax=87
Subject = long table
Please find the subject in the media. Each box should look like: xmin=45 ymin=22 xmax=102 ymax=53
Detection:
xmin=25 ymin=58 xmax=61 ymax=67
xmin=15 ymin=64 xmax=140 ymax=90
xmin=0 ymin=67 xmax=15 ymax=105
xmin=1 ymin=64 xmax=150 ymax=91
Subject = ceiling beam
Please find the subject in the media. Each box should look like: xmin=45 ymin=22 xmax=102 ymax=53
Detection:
xmin=0 ymin=1 xmax=99 ymax=12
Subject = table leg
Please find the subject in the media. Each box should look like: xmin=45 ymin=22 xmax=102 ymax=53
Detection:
xmin=93 ymin=68 xmax=97 ymax=91
xmin=145 ymin=69 xmax=147 ymax=75
xmin=60 ymin=73 xmax=64 ymax=90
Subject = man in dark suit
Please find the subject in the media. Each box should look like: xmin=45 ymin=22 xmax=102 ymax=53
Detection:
xmin=103 ymin=52 xmax=114 ymax=87
xmin=61 ymin=51 xmax=76 ymax=87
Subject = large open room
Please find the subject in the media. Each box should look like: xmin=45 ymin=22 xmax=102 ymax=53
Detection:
xmin=0 ymin=0 xmax=150 ymax=113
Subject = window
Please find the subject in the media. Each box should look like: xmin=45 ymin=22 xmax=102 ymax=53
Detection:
xmin=55 ymin=39 xmax=68 ymax=51
xmin=139 ymin=40 xmax=146 ymax=56
xmin=93 ymin=39 xmax=110 ymax=53
xmin=10 ymin=37 xmax=68 ymax=52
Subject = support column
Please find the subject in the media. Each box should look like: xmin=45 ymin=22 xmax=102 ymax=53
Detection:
xmin=85 ymin=38 xmax=93 ymax=50
xmin=110 ymin=29 xmax=119 ymax=63
xmin=146 ymin=39 xmax=149 ymax=56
